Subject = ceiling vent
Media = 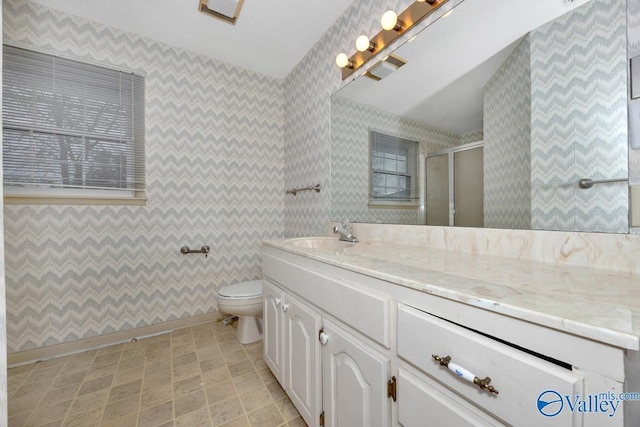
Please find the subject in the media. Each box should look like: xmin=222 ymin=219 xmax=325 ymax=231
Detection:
xmin=198 ymin=0 xmax=245 ymax=25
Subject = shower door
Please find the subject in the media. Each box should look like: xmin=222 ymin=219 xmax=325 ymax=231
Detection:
xmin=425 ymin=142 xmax=483 ymax=227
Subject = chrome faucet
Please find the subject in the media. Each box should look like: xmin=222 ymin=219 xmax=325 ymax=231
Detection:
xmin=333 ymin=220 xmax=358 ymax=243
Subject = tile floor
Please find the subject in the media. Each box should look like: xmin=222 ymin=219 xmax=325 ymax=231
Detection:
xmin=7 ymin=321 xmax=305 ymax=427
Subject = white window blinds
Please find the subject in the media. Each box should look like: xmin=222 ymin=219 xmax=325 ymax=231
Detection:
xmin=370 ymin=131 xmax=419 ymax=205
xmin=2 ymin=45 xmax=145 ymax=196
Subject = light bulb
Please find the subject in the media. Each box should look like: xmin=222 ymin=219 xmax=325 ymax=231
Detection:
xmin=356 ymin=35 xmax=373 ymax=52
xmin=335 ymin=53 xmax=351 ymax=68
xmin=381 ymin=10 xmax=401 ymax=31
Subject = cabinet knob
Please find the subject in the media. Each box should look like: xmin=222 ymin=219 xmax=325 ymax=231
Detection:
xmin=282 ymin=303 xmax=289 ymax=312
xmin=275 ymin=297 xmax=281 ymax=306
xmin=319 ymin=331 xmax=329 ymax=345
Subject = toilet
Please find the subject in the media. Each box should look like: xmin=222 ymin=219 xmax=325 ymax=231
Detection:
xmin=217 ymin=280 xmax=263 ymax=344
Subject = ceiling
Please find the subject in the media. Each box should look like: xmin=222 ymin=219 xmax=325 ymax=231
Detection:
xmin=28 ymin=0 xmax=353 ymax=79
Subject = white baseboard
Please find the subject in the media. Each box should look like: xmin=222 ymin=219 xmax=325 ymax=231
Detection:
xmin=8 ymin=312 xmax=221 ymax=367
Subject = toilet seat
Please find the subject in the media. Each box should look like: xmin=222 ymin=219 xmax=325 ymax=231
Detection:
xmin=218 ymin=280 xmax=262 ymax=299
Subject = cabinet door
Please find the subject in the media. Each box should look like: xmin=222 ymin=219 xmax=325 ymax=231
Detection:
xmin=263 ymin=280 xmax=285 ymax=384
xmin=284 ymin=293 xmax=322 ymax=427
xmin=322 ymin=319 xmax=391 ymax=427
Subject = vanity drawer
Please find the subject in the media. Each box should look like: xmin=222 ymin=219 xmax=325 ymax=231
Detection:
xmin=262 ymin=251 xmax=391 ymax=347
xmin=397 ymin=304 xmax=583 ymax=427
xmin=398 ymin=368 xmax=502 ymax=426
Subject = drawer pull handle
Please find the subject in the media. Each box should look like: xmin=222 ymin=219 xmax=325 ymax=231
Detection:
xmin=282 ymin=303 xmax=289 ymax=312
xmin=274 ymin=297 xmax=281 ymax=307
xmin=432 ymin=354 xmax=499 ymax=395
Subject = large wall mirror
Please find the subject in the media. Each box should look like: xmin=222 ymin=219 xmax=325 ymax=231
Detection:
xmin=331 ymin=0 xmax=631 ymax=233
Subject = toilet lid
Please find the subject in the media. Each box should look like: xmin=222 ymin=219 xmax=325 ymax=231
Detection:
xmin=218 ymin=280 xmax=263 ymax=298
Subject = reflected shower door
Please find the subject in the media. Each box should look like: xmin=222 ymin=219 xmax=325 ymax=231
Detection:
xmin=425 ymin=153 xmax=450 ymax=226
xmin=454 ymin=146 xmax=484 ymax=227
xmin=424 ymin=142 xmax=483 ymax=227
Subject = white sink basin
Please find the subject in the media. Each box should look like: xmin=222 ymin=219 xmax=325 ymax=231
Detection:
xmin=284 ymin=237 xmax=355 ymax=249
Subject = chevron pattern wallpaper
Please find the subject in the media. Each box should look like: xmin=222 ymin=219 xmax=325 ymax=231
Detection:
xmin=483 ymin=37 xmax=531 ymax=230
xmin=459 ymin=130 xmax=484 ymax=145
xmin=630 ymin=0 xmax=640 ymax=236
xmin=530 ymin=0 xmax=629 ymax=233
xmin=631 ymin=0 xmax=640 ymax=80
xmin=283 ymin=0 xmax=464 ymax=236
xmin=3 ymin=0 xmax=285 ymax=352
xmin=331 ymin=96 xmax=461 ymax=224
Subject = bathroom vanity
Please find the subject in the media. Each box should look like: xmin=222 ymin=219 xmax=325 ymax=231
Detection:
xmin=261 ymin=236 xmax=640 ymax=427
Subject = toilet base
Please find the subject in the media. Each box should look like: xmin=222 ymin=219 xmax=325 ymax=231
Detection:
xmin=236 ymin=315 xmax=263 ymax=344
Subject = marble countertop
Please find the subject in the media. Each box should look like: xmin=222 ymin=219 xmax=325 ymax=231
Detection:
xmin=262 ymin=237 xmax=640 ymax=350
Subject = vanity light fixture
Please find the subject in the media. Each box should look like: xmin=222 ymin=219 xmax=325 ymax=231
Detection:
xmin=198 ymin=0 xmax=245 ymax=25
xmin=356 ymin=35 xmax=376 ymax=52
xmin=335 ymin=0 xmax=448 ymax=79
xmin=381 ymin=10 xmax=404 ymax=32
xmin=335 ymin=53 xmax=354 ymax=69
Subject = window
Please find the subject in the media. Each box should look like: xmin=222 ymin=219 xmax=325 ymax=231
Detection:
xmin=2 ymin=45 xmax=145 ymax=203
xmin=369 ymin=131 xmax=419 ymax=207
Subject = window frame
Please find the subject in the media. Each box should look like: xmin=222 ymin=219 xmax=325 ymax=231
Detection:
xmin=368 ymin=130 xmax=420 ymax=208
xmin=2 ymin=45 xmax=146 ymax=205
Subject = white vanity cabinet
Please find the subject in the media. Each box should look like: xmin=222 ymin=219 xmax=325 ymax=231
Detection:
xmin=262 ymin=247 xmax=395 ymax=427
xmin=262 ymin=244 xmax=631 ymax=427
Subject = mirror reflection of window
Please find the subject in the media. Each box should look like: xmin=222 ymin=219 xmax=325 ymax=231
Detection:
xmin=369 ymin=131 xmax=419 ymax=207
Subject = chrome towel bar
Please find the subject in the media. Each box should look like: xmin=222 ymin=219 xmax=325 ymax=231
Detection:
xmin=578 ymin=177 xmax=628 ymax=189
xmin=180 ymin=245 xmax=210 ymax=257
xmin=286 ymin=184 xmax=321 ymax=196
